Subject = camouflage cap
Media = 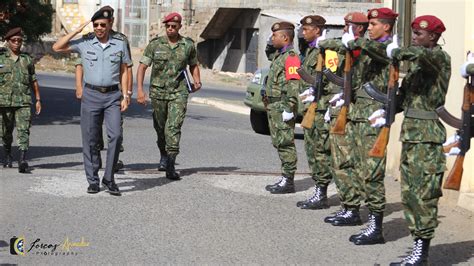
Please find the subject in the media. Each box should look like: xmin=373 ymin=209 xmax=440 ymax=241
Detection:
xmin=300 ymin=15 xmax=326 ymax=27
xmin=91 ymin=6 xmax=114 ymax=21
xmin=163 ymin=12 xmax=182 ymax=23
xmin=4 ymin=27 xmax=23 ymax=40
xmin=271 ymin=21 xmax=295 ymax=32
xmin=344 ymin=12 xmax=369 ymax=24
xmin=411 ymin=15 xmax=446 ymax=34
xmin=367 ymin=8 xmax=398 ymax=20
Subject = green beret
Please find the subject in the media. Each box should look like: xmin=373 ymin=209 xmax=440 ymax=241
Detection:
xmin=271 ymin=21 xmax=295 ymax=32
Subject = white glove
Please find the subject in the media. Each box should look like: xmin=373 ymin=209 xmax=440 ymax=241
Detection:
xmin=267 ymin=33 xmax=273 ymax=45
xmin=445 ymin=147 xmax=461 ymax=156
xmin=371 ymin=117 xmax=386 ymax=128
xmin=386 ymin=34 xmax=399 ymax=59
xmin=282 ymin=111 xmax=294 ymax=122
xmin=443 ymin=134 xmax=460 ymax=146
xmin=324 ymin=109 xmax=331 ymax=123
xmin=460 ymin=51 xmax=474 ymax=78
xmin=302 ymin=95 xmax=315 ymax=103
xmin=329 ymin=93 xmax=344 ymax=108
xmin=368 ymin=109 xmax=386 ymax=121
xmin=315 ymin=29 xmax=327 ymax=48
xmin=341 ymin=26 xmax=355 ymax=48
xmin=299 ymin=87 xmax=314 ymax=97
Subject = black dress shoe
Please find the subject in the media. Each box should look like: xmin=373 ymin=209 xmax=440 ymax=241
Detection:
xmin=114 ymin=160 xmax=124 ymax=173
xmin=102 ymin=180 xmax=121 ymax=196
xmin=87 ymin=184 xmax=100 ymax=194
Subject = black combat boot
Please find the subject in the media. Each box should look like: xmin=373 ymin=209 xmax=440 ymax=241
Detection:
xmin=324 ymin=208 xmax=347 ymax=223
xmin=331 ymin=207 xmax=363 ymax=226
xmin=350 ymin=212 xmax=385 ymax=245
xmin=300 ymin=185 xmax=329 ymax=209
xmin=265 ymin=176 xmax=284 ymax=191
xmin=158 ymin=152 xmax=168 ymax=171
xmin=3 ymin=146 xmax=13 ymax=168
xmin=390 ymin=238 xmax=430 ymax=266
xmin=165 ymin=155 xmax=180 ymax=180
xmin=18 ymin=150 xmax=29 ymax=173
xmin=269 ymin=176 xmax=295 ymax=194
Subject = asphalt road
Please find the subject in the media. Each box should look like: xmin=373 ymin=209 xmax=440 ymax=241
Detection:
xmin=0 ymin=83 xmax=473 ymax=264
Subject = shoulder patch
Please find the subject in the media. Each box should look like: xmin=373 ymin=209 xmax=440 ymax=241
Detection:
xmin=285 ymin=54 xmax=301 ymax=80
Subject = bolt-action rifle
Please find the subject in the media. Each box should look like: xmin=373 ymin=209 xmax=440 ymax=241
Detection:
xmin=297 ymin=53 xmax=324 ymax=129
xmin=331 ymin=50 xmax=352 ymax=135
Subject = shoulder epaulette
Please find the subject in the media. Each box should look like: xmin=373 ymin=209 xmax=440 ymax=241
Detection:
xmin=183 ymin=36 xmax=195 ymax=43
xmin=112 ymin=31 xmax=128 ymax=41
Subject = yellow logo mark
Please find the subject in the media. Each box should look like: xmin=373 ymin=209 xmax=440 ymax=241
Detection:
xmin=288 ymin=66 xmax=298 ymax=75
xmin=325 ymin=50 xmax=339 ymax=72
xmin=61 ymin=237 xmax=90 ymax=252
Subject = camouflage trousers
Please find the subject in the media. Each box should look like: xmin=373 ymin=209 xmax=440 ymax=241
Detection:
xmin=350 ymin=120 xmax=386 ymax=213
xmin=329 ymin=119 xmax=363 ymax=210
xmin=267 ymin=102 xmax=297 ymax=178
xmin=400 ymin=142 xmax=445 ymax=240
xmin=0 ymin=106 xmax=31 ymax=151
xmin=152 ymin=96 xmax=188 ymax=156
xmin=303 ymin=111 xmax=332 ymax=187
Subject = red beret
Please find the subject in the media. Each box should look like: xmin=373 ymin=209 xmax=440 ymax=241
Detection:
xmin=271 ymin=21 xmax=295 ymax=32
xmin=300 ymin=15 xmax=326 ymax=27
xmin=411 ymin=15 xmax=446 ymax=34
xmin=368 ymin=8 xmax=398 ymax=20
xmin=344 ymin=12 xmax=369 ymax=24
xmin=162 ymin=12 xmax=182 ymax=23
xmin=4 ymin=27 xmax=23 ymax=40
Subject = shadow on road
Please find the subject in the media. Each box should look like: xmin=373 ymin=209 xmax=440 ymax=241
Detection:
xmin=383 ymin=218 xmax=410 ymax=243
xmin=430 ymin=240 xmax=474 ymax=265
xmin=5 ymin=146 xmax=83 ymax=161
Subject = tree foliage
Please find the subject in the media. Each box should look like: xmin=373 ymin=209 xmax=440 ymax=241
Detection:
xmin=0 ymin=0 xmax=54 ymax=42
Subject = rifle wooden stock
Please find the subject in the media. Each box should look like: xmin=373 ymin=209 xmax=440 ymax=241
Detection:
xmin=368 ymin=64 xmax=399 ymax=158
xmin=301 ymin=53 xmax=324 ymax=129
xmin=443 ymin=155 xmax=464 ymax=190
xmin=368 ymin=127 xmax=389 ymax=157
xmin=331 ymin=51 xmax=352 ymax=135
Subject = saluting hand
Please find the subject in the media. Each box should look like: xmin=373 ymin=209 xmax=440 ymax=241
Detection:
xmin=76 ymin=21 xmax=91 ymax=34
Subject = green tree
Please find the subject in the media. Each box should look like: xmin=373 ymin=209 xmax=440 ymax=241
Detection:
xmin=0 ymin=0 xmax=53 ymax=43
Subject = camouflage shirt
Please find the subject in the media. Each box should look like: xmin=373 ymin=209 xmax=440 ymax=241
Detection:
xmin=0 ymin=47 xmax=36 ymax=107
xmin=392 ymin=45 xmax=451 ymax=143
xmin=140 ymin=35 xmax=198 ymax=100
xmin=467 ymin=63 xmax=474 ymax=75
xmin=348 ymin=37 xmax=392 ymax=121
xmin=301 ymin=45 xmax=332 ymax=111
xmin=265 ymin=46 xmax=301 ymax=113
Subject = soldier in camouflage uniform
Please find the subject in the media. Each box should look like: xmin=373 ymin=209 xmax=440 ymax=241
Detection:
xmin=75 ymin=6 xmax=132 ymax=172
xmin=295 ymin=15 xmax=334 ymax=209
xmin=318 ymin=12 xmax=368 ymax=226
xmin=0 ymin=27 xmax=42 ymax=173
xmin=385 ymin=16 xmax=450 ymax=265
xmin=337 ymin=8 xmax=398 ymax=245
xmin=136 ymin=12 xmax=201 ymax=180
xmin=263 ymin=21 xmax=301 ymax=194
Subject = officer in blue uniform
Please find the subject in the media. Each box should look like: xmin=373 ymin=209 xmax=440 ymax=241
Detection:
xmin=53 ymin=7 xmax=131 ymax=195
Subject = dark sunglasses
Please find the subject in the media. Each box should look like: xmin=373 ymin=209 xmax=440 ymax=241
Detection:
xmin=93 ymin=23 xmax=108 ymax=28
xmin=9 ymin=38 xmax=23 ymax=43
xmin=165 ymin=24 xmax=178 ymax=29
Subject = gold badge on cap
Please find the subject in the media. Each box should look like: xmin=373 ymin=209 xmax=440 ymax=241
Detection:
xmin=419 ymin=20 xmax=429 ymax=29
xmin=371 ymin=10 xmax=378 ymax=18
xmin=173 ymin=16 xmax=179 ymax=21
xmin=306 ymin=17 xmax=312 ymax=24
xmin=104 ymin=11 xmax=109 ymax=18
xmin=347 ymin=15 xmax=353 ymax=21
xmin=273 ymin=23 xmax=280 ymax=30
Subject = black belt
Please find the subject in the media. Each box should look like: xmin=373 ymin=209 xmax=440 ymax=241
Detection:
xmin=85 ymin=83 xmax=119 ymax=93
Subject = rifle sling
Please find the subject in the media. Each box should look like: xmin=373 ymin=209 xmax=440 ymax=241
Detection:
xmin=404 ymin=108 xmax=439 ymax=120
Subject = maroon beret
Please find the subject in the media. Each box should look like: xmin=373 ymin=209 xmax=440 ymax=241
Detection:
xmin=162 ymin=12 xmax=182 ymax=23
xmin=300 ymin=15 xmax=326 ymax=27
xmin=368 ymin=8 xmax=398 ymax=20
xmin=271 ymin=21 xmax=295 ymax=32
xmin=4 ymin=27 xmax=23 ymax=40
xmin=411 ymin=15 xmax=446 ymax=34
xmin=344 ymin=12 xmax=369 ymax=24
xmin=91 ymin=6 xmax=114 ymax=21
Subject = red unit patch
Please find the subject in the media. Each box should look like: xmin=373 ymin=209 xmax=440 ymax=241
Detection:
xmin=285 ymin=55 xmax=301 ymax=80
